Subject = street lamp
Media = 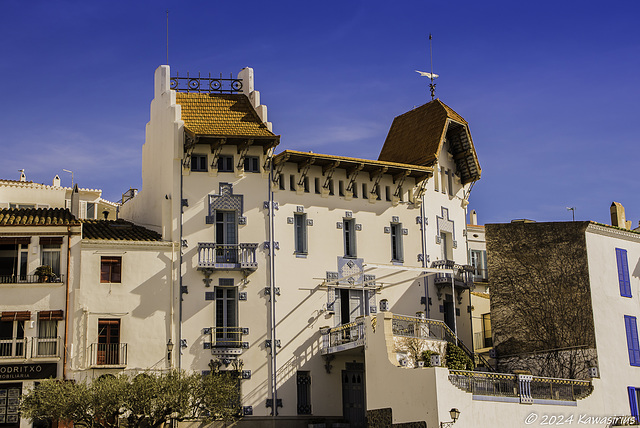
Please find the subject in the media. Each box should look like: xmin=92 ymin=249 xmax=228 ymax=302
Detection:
xmin=167 ymin=339 xmax=174 ymax=363
xmin=441 ymin=408 xmax=460 ymax=428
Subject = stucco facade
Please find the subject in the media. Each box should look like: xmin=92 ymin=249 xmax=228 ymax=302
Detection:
xmin=116 ymin=65 xmax=483 ymax=425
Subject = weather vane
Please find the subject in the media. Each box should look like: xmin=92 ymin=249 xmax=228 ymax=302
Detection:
xmin=415 ymin=34 xmax=439 ymax=100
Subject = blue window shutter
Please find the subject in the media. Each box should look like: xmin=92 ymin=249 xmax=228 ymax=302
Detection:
xmin=629 ymin=387 xmax=639 ymax=421
xmin=617 ymin=248 xmax=632 ymax=297
xmin=625 ymin=316 xmax=640 ymax=366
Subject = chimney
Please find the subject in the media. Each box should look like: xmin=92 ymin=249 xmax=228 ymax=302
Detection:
xmin=610 ymin=202 xmax=630 ymax=229
xmin=71 ymin=184 xmax=80 ymax=218
xmin=470 ymin=209 xmax=478 ymax=226
xmin=19 ymin=169 xmax=26 ymax=182
xmin=52 ymin=175 xmax=61 ymax=187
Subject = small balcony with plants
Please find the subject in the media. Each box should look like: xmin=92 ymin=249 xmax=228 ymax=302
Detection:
xmin=0 ymin=265 xmax=64 ymax=285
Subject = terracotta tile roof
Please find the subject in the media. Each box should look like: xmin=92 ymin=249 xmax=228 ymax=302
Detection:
xmin=378 ymin=99 xmax=481 ymax=184
xmin=82 ymin=219 xmax=162 ymax=241
xmin=0 ymin=208 xmax=80 ymax=226
xmin=176 ymin=93 xmax=276 ymax=138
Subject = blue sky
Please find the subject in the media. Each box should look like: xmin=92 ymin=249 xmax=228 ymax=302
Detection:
xmin=1 ymin=1 xmax=638 ymax=226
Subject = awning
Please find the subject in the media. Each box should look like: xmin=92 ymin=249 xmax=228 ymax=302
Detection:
xmin=0 ymin=237 xmax=30 ymax=245
xmin=1 ymin=311 xmax=31 ymax=321
xmin=39 ymin=237 xmax=63 ymax=246
xmin=38 ymin=310 xmax=64 ymax=321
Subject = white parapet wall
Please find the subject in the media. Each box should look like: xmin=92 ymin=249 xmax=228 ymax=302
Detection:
xmin=364 ymin=312 xmax=614 ymax=428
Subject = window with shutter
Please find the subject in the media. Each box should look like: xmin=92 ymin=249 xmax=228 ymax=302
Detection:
xmin=294 ymin=213 xmax=307 ymax=254
xmin=617 ymin=248 xmax=632 ymax=297
xmin=100 ymin=257 xmax=122 ymax=283
xmin=625 ymin=315 xmax=640 ymax=366
xmin=629 ymin=387 xmax=640 ymax=422
xmin=296 ymin=371 xmax=312 ymax=414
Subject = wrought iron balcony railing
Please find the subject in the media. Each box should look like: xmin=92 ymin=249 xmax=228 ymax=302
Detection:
xmin=170 ymin=72 xmax=243 ymax=94
xmin=0 ymin=274 xmax=64 ymax=284
xmin=431 ymin=260 xmax=474 ymax=289
xmin=321 ymin=318 xmax=366 ymax=354
xmin=448 ymin=370 xmax=593 ymax=402
xmin=90 ymin=343 xmax=128 ymax=366
xmin=197 ymin=243 xmax=258 ymax=271
xmin=391 ymin=314 xmax=494 ymax=371
xmin=208 ymin=327 xmax=249 ymax=349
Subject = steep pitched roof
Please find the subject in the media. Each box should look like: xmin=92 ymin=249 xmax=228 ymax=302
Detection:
xmin=176 ymin=93 xmax=276 ymax=138
xmin=0 ymin=208 xmax=80 ymax=226
xmin=82 ymin=219 xmax=162 ymax=241
xmin=378 ymin=99 xmax=481 ymax=184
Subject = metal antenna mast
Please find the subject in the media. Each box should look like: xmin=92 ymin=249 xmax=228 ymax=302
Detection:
xmin=415 ymin=35 xmax=439 ymax=100
xmin=429 ymin=34 xmax=436 ymax=100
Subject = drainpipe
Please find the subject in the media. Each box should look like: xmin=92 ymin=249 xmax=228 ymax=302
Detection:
xmin=62 ymin=225 xmax=72 ymax=379
xmin=178 ymin=164 xmax=184 ymax=370
xmin=268 ymin=158 xmax=278 ymax=417
xmin=452 ymin=269 xmax=457 ymax=345
xmin=170 ymin=240 xmax=175 ymax=369
xmin=420 ymin=190 xmax=429 ymax=318
xmin=464 ymin=202 xmax=474 ymax=353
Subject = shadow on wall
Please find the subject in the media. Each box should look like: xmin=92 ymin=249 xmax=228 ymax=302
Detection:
xmin=367 ymin=408 xmax=426 ymax=428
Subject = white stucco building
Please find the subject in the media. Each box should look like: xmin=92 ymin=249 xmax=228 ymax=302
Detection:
xmin=0 ymin=174 xmax=118 ymax=220
xmin=3 ymin=63 xmax=627 ymax=428
xmin=117 ymin=65 xmax=486 ymax=426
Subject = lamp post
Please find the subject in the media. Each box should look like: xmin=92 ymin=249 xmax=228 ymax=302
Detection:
xmin=440 ymin=408 xmax=460 ymax=428
xmin=167 ymin=339 xmax=174 ymax=364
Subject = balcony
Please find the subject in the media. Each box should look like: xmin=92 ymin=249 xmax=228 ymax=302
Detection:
xmin=0 ymin=337 xmax=62 ymax=359
xmin=472 ymin=267 xmax=489 ymax=283
xmin=89 ymin=343 xmax=128 ymax=367
xmin=448 ymin=370 xmax=593 ymax=403
xmin=197 ymin=243 xmax=258 ymax=271
xmin=431 ymin=260 xmax=474 ymax=289
xmin=32 ymin=337 xmax=62 ymax=358
xmin=0 ymin=274 xmax=64 ymax=284
xmin=321 ymin=318 xmax=366 ymax=355
xmin=391 ymin=314 xmax=457 ymax=342
xmin=206 ymin=327 xmax=248 ymax=355
xmin=0 ymin=338 xmax=26 ymax=359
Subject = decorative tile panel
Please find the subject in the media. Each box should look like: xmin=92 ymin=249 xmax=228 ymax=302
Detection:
xmin=436 ymin=206 xmax=455 ymax=238
xmin=207 ymin=183 xmax=243 ymax=223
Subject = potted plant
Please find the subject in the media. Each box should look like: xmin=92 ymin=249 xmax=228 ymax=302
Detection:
xmin=35 ymin=265 xmax=54 ymax=282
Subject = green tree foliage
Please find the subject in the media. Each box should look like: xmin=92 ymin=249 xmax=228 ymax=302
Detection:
xmin=20 ymin=370 xmax=241 ymax=428
xmin=418 ymin=349 xmax=439 ymax=367
xmin=445 ymin=343 xmax=474 ymax=370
